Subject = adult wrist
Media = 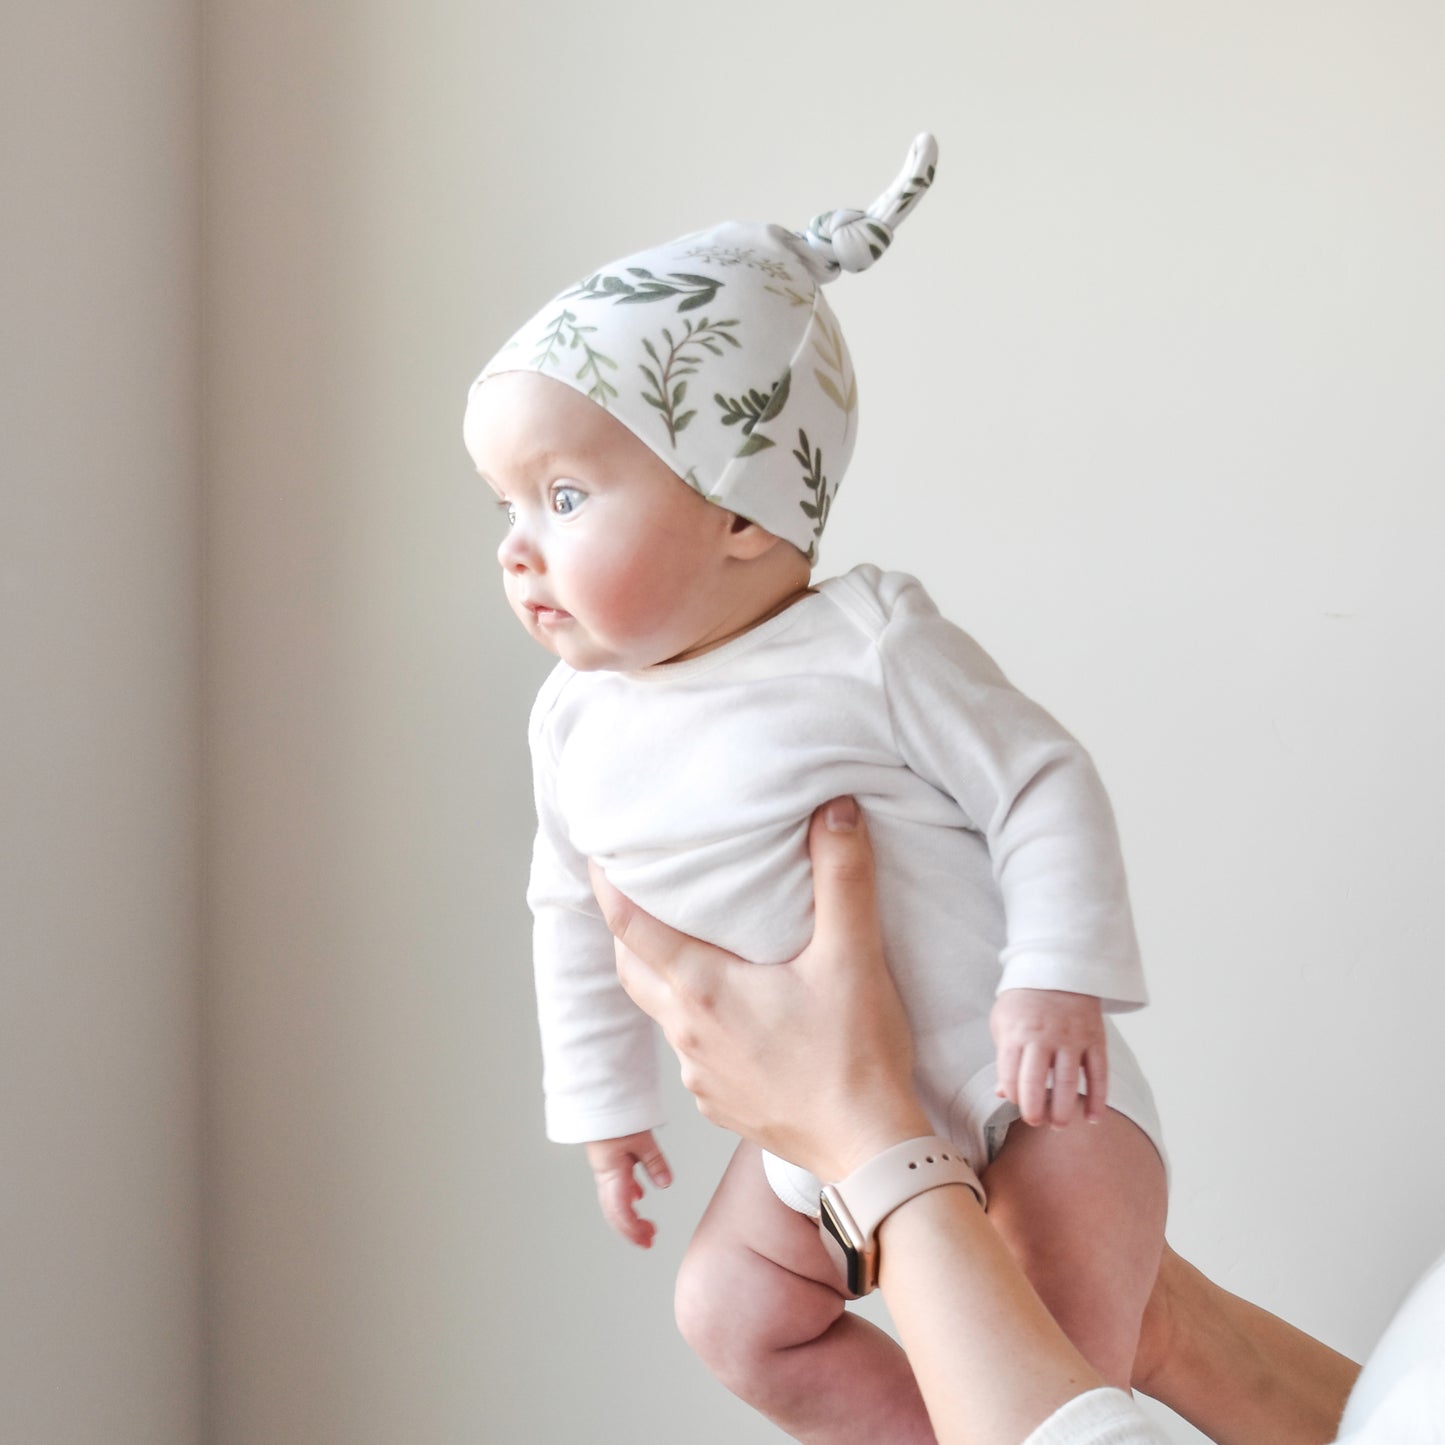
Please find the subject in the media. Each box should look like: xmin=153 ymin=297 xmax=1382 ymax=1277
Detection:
xmin=819 ymin=1134 xmax=986 ymax=1296
xmin=819 ymin=1098 xmax=935 ymax=1182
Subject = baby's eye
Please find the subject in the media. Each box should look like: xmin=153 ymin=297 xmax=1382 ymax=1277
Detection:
xmin=496 ymin=499 xmax=517 ymax=527
xmin=552 ymin=485 xmax=585 ymax=516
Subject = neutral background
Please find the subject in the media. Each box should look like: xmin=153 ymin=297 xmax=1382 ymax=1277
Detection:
xmin=4 ymin=2 xmax=1443 ymax=1441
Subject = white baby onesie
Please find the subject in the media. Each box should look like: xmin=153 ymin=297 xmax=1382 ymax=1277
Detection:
xmin=525 ymin=564 xmax=1163 ymax=1209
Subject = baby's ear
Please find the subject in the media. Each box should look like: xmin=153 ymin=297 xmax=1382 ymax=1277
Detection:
xmin=724 ymin=512 xmax=783 ymax=560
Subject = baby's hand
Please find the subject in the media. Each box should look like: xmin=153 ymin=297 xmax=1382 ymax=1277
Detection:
xmin=990 ymin=988 xmax=1108 ymax=1128
xmin=584 ymin=1131 xmax=673 ymax=1249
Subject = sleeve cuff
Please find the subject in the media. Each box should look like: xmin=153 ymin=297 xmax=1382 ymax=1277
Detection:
xmin=997 ymin=951 xmax=1148 ymax=1012
xmin=1022 ymin=1387 xmax=1162 ymax=1444
xmin=544 ymin=1092 xmax=666 ymax=1145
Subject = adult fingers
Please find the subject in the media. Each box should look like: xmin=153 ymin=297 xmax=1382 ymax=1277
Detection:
xmin=589 ymin=859 xmax=723 ymax=1024
xmin=589 ymin=860 xmax=681 ymax=976
xmin=805 ymin=797 xmax=883 ymax=960
xmin=611 ymin=938 xmax=673 ymax=1029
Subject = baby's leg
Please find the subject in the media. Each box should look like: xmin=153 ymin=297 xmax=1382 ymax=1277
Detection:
xmin=676 ymin=1140 xmax=935 ymax=1445
xmin=982 ymin=1098 xmax=1168 ymax=1388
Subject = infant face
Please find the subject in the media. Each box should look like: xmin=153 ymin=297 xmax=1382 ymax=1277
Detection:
xmin=465 ymin=371 xmax=747 ymax=672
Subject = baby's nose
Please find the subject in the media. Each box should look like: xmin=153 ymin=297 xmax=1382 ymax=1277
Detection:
xmin=497 ymin=524 xmax=541 ymax=574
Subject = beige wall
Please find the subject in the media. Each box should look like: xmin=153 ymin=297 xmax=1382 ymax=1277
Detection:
xmin=203 ymin=4 xmax=1445 ymax=1443
xmin=5 ymin=3 xmax=1444 ymax=1442
xmin=1 ymin=2 xmax=202 ymax=1441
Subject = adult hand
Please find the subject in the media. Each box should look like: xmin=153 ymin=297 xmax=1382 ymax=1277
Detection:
xmin=589 ymin=796 xmax=930 ymax=1183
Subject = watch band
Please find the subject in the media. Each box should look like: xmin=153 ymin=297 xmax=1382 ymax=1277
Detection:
xmin=837 ymin=1135 xmax=986 ymax=1238
xmin=819 ymin=1136 xmax=985 ymax=1296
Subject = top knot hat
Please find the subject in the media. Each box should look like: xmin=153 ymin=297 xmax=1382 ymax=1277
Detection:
xmin=465 ymin=133 xmax=937 ymax=562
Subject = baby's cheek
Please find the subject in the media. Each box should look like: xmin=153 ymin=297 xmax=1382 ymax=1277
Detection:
xmin=584 ymin=559 xmax=656 ymax=636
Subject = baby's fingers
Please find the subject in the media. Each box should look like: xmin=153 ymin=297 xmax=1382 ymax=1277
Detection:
xmin=637 ymin=1140 xmax=673 ymax=1191
xmin=1048 ymin=1050 xmax=1081 ymax=1128
xmin=595 ymin=1167 xmax=656 ymax=1249
xmin=1082 ymin=1041 xmax=1110 ymax=1122
xmin=1015 ymin=1044 xmax=1053 ymax=1126
xmin=994 ymin=1039 xmax=1022 ymax=1107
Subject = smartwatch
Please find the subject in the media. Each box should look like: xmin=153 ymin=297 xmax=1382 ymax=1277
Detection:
xmin=818 ymin=1135 xmax=985 ymax=1297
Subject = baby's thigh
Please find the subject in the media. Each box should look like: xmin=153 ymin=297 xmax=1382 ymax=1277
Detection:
xmin=677 ymin=1141 xmax=845 ymax=1353
xmin=982 ymin=1101 xmax=1167 ymax=1388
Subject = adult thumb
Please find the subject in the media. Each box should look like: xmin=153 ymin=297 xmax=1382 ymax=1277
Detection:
xmin=806 ymin=797 xmax=883 ymax=959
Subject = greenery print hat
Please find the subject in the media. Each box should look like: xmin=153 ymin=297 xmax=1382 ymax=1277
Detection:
xmin=465 ymin=134 xmax=938 ymax=562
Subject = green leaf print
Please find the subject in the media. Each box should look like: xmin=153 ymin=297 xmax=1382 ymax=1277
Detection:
xmin=794 ymin=427 xmax=830 ymax=562
xmin=566 ymin=267 xmax=723 ymax=313
xmin=638 ymin=317 xmax=741 ymax=446
xmin=735 ymin=431 xmax=775 ymax=457
xmin=810 ymin=312 xmax=857 ymax=439
xmin=713 ymin=368 xmax=792 ymax=456
xmin=682 ymin=245 xmax=795 ymax=280
xmin=895 ymin=161 xmax=936 ymax=218
xmin=763 ymin=282 xmax=813 ymax=308
xmin=716 ymin=364 xmax=797 ymax=424
xmin=530 ymin=310 xmax=574 ymax=371
xmin=530 ymin=309 xmax=619 ymax=405
xmin=757 ymin=368 xmax=792 ymax=423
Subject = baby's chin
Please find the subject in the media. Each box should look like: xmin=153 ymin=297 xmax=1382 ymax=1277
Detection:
xmin=532 ymin=634 xmax=613 ymax=672
xmin=527 ymin=622 xmax=706 ymax=673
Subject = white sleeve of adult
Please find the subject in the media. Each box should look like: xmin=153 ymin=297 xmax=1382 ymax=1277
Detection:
xmin=1331 ymin=1250 xmax=1445 ymax=1444
xmin=1331 ymin=1363 xmax=1445 ymax=1444
xmin=876 ymin=573 xmax=1147 ymax=1010
xmin=527 ymin=680 xmax=664 ymax=1144
xmin=1025 ymin=1359 xmax=1445 ymax=1445
xmin=1021 ymin=1388 xmax=1169 ymax=1445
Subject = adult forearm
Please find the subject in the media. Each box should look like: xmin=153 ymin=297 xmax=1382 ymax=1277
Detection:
xmin=878 ymin=1195 xmax=1360 ymax=1445
xmin=876 ymin=1182 xmax=1104 ymax=1445
xmin=1136 ymin=1245 xmax=1359 ymax=1445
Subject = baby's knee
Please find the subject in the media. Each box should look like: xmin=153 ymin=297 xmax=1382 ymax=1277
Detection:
xmin=674 ymin=1229 xmax=841 ymax=1386
xmin=674 ymin=1238 xmax=734 ymax=1368
xmin=674 ymin=1233 xmax=768 ymax=1379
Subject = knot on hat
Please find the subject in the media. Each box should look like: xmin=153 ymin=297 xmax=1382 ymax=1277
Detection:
xmin=804 ymin=208 xmax=894 ymax=274
xmin=794 ymin=131 xmax=939 ymax=282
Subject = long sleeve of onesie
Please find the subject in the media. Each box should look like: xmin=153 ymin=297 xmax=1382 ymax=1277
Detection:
xmin=526 ymin=668 xmax=663 ymax=1144
xmin=865 ymin=570 xmax=1147 ymax=1009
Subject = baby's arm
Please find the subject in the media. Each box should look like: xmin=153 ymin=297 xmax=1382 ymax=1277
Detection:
xmin=874 ymin=574 xmax=1145 ymax=1127
xmin=528 ymin=674 xmax=666 ymax=1159
xmin=990 ymin=988 xmax=1108 ymax=1126
xmin=584 ymin=1130 xmax=673 ymax=1248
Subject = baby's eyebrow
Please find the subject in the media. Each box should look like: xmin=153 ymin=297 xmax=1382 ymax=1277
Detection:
xmin=476 ymin=446 xmax=568 ymax=493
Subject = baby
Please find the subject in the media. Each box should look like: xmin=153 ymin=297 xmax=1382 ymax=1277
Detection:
xmin=466 ymin=135 xmax=1168 ymax=1443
